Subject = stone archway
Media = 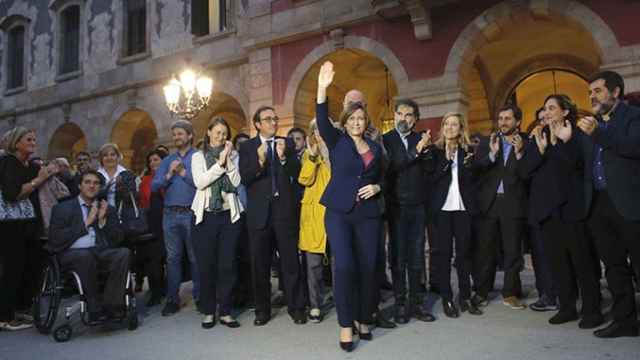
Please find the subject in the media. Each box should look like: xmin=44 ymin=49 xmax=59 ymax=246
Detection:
xmin=47 ymin=122 xmax=87 ymax=160
xmin=110 ymin=109 xmax=158 ymax=174
xmin=191 ymin=91 xmax=248 ymax=144
xmin=442 ymin=0 xmax=620 ymax=134
xmin=282 ymin=35 xmax=410 ymax=129
xmin=292 ymin=48 xmax=399 ymax=132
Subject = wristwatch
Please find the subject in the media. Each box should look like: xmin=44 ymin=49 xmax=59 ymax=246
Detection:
xmin=30 ymin=180 xmax=37 ymax=188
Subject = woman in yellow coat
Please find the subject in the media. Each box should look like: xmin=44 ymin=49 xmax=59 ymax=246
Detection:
xmin=298 ymin=119 xmax=332 ymax=323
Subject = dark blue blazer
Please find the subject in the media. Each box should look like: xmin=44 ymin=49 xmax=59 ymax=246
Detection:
xmin=579 ymin=101 xmax=640 ymax=220
xmin=316 ymin=101 xmax=384 ymax=217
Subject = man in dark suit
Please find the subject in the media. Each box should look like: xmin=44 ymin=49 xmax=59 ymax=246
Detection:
xmin=471 ymin=104 xmax=528 ymax=310
xmin=575 ymin=71 xmax=640 ymax=338
xmin=383 ymin=98 xmax=436 ymax=324
xmin=239 ymin=106 xmax=306 ymax=326
xmin=47 ymin=170 xmax=128 ymax=322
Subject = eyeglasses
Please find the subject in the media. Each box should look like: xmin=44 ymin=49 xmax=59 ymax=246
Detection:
xmin=260 ymin=116 xmax=279 ymax=123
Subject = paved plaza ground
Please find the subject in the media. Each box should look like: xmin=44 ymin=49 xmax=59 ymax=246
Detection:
xmin=1 ymin=268 xmax=639 ymax=360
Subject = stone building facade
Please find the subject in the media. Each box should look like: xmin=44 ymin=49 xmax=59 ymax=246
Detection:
xmin=1 ymin=0 xmax=639 ymax=172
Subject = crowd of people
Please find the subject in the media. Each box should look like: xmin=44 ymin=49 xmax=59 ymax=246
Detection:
xmin=0 ymin=65 xmax=639 ymax=352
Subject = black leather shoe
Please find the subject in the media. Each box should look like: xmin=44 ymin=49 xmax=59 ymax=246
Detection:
xmin=375 ymin=312 xmax=397 ymax=328
xmin=594 ymin=322 xmax=639 ymax=338
xmin=470 ymin=294 xmax=488 ymax=308
xmin=459 ymin=299 xmax=483 ymax=316
xmin=443 ymin=300 xmax=459 ymax=318
xmin=220 ymin=317 xmax=241 ymax=328
xmin=412 ymin=305 xmax=436 ymax=322
xmin=579 ymin=314 xmax=604 ymax=329
xmin=292 ymin=310 xmax=307 ymax=325
xmin=253 ymin=313 xmax=271 ymax=326
xmin=394 ymin=304 xmax=409 ymax=324
xmin=161 ymin=301 xmax=180 ymax=317
xmin=548 ymin=311 xmax=579 ymax=325
xmin=339 ymin=341 xmax=354 ymax=352
xmin=201 ymin=318 xmax=216 ymax=329
xmin=359 ymin=329 xmax=372 ymax=341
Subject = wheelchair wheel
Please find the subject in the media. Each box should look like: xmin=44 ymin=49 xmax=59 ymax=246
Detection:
xmin=127 ymin=285 xmax=138 ymax=331
xmin=33 ymin=256 xmax=62 ymax=334
xmin=53 ymin=324 xmax=73 ymax=342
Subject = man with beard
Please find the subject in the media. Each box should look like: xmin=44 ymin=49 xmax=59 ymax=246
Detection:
xmin=383 ymin=98 xmax=436 ymax=323
xmin=239 ymin=106 xmax=307 ymax=326
xmin=152 ymin=120 xmax=199 ymax=316
xmin=573 ymin=71 xmax=640 ymax=338
xmin=69 ymin=152 xmax=93 ymax=198
xmin=471 ymin=104 xmax=528 ymax=310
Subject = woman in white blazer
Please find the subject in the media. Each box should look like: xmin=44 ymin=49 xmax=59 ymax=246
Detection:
xmin=191 ymin=117 xmax=244 ymax=329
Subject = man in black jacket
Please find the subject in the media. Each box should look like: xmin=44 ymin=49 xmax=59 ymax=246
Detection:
xmin=576 ymin=71 xmax=640 ymax=338
xmin=47 ymin=170 xmax=128 ymax=322
xmin=472 ymin=104 xmax=528 ymax=310
xmin=383 ymin=98 xmax=436 ymax=324
xmin=239 ymin=106 xmax=306 ymax=326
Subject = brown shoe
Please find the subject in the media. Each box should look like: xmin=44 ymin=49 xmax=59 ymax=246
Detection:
xmin=502 ymin=296 xmax=526 ymax=310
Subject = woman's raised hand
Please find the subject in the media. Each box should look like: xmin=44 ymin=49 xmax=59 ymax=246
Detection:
xmin=318 ymin=61 xmax=335 ymax=89
xmin=317 ymin=61 xmax=335 ymax=104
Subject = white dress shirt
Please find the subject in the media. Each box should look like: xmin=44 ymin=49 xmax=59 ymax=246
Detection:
xmin=441 ymin=151 xmax=466 ymax=211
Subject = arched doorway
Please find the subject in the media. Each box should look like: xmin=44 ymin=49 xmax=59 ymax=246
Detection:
xmin=509 ymin=70 xmax=590 ymax=132
xmin=111 ymin=109 xmax=158 ymax=174
xmin=293 ymin=48 xmax=398 ymax=133
xmin=48 ymin=122 xmax=87 ymax=160
xmin=192 ymin=92 xmax=247 ymax=144
xmin=449 ymin=3 xmax=608 ymax=135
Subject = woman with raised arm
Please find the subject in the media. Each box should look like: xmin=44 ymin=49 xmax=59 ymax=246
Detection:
xmin=316 ymin=61 xmax=384 ymax=352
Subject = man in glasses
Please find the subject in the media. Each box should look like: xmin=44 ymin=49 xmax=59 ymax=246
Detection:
xmin=239 ymin=106 xmax=306 ymax=326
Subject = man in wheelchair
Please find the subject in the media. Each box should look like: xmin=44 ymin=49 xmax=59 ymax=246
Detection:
xmin=47 ymin=170 xmax=129 ymax=323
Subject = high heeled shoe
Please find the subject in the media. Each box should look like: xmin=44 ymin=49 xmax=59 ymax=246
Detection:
xmin=339 ymin=340 xmax=354 ymax=352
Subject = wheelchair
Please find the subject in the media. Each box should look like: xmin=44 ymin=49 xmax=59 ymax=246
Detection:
xmin=31 ymin=252 xmax=139 ymax=342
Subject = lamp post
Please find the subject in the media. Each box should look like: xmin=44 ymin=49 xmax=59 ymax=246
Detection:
xmin=163 ymin=63 xmax=213 ymax=120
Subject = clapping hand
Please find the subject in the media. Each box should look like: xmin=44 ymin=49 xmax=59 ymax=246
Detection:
xmin=489 ymin=132 xmax=500 ymax=157
xmin=416 ymin=130 xmax=432 ymax=154
xmin=552 ymin=120 xmax=572 ymax=143
xmin=577 ymin=116 xmax=597 ymax=136
xmin=257 ymin=143 xmax=267 ymax=167
xmin=218 ymin=141 xmax=233 ymax=167
xmin=531 ymin=125 xmax=548 ymax=155
xmin=275 ymin=139 xmax=287 ymax=161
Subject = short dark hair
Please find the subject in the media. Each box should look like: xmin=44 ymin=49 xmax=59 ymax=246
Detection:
xmin=535 ymin=107 xmax=545 ymax=121
xmin=498 ymin=103 xmax=523 ymax=121
xmin=287 ymin=127 xmax=306 ymax=138
xmin=252 ymin=106 xmax=276 ymax=129
xmin=232 ymin=133 xmax=250 ymax=147
xmin=588 ymin=71 xmax=625 ymax=99
xmin=395 ymin=98 xmax=420 ymax=120
xmin=145 ymin=149 xmax=167 ymax=173
xmin=75 ymin=151 xmax=91 ymax=159
xmin=79 ymin=169 xmax=103 ymax=186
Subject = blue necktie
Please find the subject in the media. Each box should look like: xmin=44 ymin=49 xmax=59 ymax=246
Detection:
xmin=266 ymin=140 xmax=278 ymax=197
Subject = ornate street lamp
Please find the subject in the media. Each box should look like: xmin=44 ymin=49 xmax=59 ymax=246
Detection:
xmin=163 ymin=62 xmax=213 ymax=120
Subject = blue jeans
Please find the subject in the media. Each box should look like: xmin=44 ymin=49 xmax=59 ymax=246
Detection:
xmin=163 ymin=209 xmax=199 ymax=303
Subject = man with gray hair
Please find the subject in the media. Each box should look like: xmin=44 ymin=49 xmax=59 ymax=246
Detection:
xmin=152 ymin=120 xmax=200 ymax=316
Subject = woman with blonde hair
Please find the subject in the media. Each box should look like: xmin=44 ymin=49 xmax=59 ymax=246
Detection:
xmin=425 ymin=112 xmax=482 ymax=318
xmin=298 ymin=118 xmax=332 ymax=323
xmin=0 ymin=127 xmax=57 ymax=330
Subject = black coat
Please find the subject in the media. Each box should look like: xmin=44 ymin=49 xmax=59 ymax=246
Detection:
xmin=383 ymin=130 xmax=427 ymax=206
xmin=47 ymin=197 xmax=123 ymax=253
xmin=239 ymin=135 xmax=301 ymax=229
xmin=579 ymin=102 xmax=640 ymax=220
xmin=522 ymin=125 xmax=585 ymax=225
xmin=424 ymin=146 xmax=478 ymax=215
xmin=473 ymin=133 xmax=529 ymax=218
